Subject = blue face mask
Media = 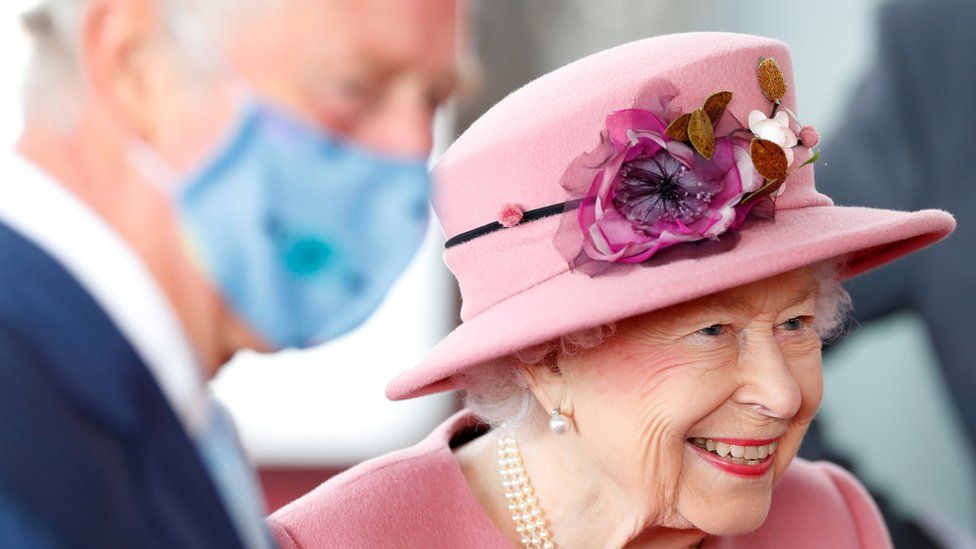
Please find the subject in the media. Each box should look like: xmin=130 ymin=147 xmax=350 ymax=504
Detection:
xmin=163 ymin=99 xmax=430 ymax=349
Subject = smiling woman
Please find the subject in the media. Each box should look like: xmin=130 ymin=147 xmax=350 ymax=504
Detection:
xmin=450 ymin=264 xmax=842 ymax=545
xmin=267 ymin=33 xmax=955 ymax=548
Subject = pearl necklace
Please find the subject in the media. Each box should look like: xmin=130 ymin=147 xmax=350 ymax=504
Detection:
xmin=497 ymin=432 xmax=555 ymax=549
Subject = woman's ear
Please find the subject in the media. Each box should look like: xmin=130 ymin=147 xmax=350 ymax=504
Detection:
xmin=519 ymin=358 xmax=575 ymax=419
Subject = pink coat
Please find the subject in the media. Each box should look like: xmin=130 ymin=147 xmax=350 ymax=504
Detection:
xmin=268 ymin=412 xmax=892 ymax=548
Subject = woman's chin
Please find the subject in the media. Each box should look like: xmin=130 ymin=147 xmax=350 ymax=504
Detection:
xmin=681 ymin=498 xmax=771 ymax=537
xmin=676 ymin=442 xmax=775 ymax=535
xmin=699 ymin=512 xmax=771 ymax=538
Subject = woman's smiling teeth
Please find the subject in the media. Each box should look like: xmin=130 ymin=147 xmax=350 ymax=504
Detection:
xmin=689 ymin=438 xmax=778 ymax=465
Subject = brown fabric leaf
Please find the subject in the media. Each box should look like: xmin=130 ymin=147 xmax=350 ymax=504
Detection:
xmin=688 ymin=109 xmax=715 ymax=159
xmin=702 ymin=91 xmax=733 ymax=125
xmin=757 ymin=58 xmax=787 ymax=102
xmin=750 ymin=138 xmax=788 ymax=180
xmin=665 ymin=113 xmax=691 ymax=141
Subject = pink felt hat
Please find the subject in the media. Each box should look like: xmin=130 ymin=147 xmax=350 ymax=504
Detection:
xmin=386 ymin=32 xmax=955 ymax=401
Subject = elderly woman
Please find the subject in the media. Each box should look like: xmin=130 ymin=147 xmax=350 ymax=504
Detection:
xmin=268 ymin=33 xmax=954 ymax=548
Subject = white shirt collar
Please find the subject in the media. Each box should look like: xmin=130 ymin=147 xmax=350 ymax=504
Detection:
xmin=0 ymin=149 xmax=208 ymax=434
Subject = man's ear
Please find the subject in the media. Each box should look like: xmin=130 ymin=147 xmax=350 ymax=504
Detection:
xmin=519 ymin=358 xmax=575 ymax=419
xmin=80 ymin=0 xmax=163 ymax=142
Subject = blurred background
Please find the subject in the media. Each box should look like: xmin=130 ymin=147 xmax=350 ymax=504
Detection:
xmin=2 ymin=0 xmax=972 ymax=547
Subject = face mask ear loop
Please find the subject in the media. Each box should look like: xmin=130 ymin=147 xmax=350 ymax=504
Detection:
xmin=125 ymin=139 xmax=183 ymax=196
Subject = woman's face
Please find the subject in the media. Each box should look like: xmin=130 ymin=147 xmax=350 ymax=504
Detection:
xmin=560 ymin=267 xmax=824 ymax=535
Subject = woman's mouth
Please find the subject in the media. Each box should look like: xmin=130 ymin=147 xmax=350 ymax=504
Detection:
xmin=686 ymin=437 xmax=778 ymax=477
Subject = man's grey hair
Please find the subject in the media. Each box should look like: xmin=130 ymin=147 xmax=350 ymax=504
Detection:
xmin=19 ymin=0 xmax=268 ymax=125
xmin=457 ymin=258 xmax=853 ymax=431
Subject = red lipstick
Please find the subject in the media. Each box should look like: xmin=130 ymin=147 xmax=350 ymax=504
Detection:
xmin=706 ymin=437 xmax=779 ymax=446
xmin=687 ymin=442 xmax=775 ymax=477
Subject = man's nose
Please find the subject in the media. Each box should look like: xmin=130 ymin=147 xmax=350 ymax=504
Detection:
xmin=355 ymin=82 xmax=437 ymax=158
xmin=733 ymin=335 xmax=802 ymax=420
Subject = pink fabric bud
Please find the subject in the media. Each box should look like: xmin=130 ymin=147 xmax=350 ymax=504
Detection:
xmin=799 ymin=125 xmax=820 ymax=148
xmin=498 ymin=204 xmax=524 ymax=228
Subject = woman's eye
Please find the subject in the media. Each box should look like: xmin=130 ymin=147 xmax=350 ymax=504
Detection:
xmin=780 ymin=317 xmax=805 ymax=331
xmin=698 ymin=324 xmax=726 ymax=337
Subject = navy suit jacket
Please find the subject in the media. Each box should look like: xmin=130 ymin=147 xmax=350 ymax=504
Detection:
xmin=0 ymin=220 xmax=245 ymax=548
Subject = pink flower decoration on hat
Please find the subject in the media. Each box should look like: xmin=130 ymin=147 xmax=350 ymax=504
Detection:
xmin=578 ymin=108 xmax=764 ymax=264
xmin=498 ymin=203 xmax=524 ymax=228
xmin=799 ymin=125 xmax=820 ymax=148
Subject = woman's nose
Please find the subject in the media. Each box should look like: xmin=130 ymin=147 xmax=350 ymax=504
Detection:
xmin=733 ymin=338 xmax=802 ymax=420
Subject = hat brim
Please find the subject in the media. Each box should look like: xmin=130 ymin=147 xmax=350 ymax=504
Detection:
xmin=386 ymin=205 xmax=954 ymax=401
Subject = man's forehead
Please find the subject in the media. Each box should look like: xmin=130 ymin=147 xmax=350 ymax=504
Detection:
xmin=291 ymin=0 xmax=459 ymax=67
xmin=309 ymin=0 xmax=468 ymax=93
xmin=324 ymin=0 xmax=460 ymax=48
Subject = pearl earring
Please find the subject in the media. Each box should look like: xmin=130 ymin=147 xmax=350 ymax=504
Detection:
xmin=549 ymin=408 xmax=571 ymax=435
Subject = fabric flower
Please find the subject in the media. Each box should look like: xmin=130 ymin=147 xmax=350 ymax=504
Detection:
xmin=799 ymin=125 xmax=820 ymax=148
xmin=748 ymin=110 xmax=797 ymax=166
xmin=498 ymin=203 xmax=524 ymax=228
xmin=578 ymin=108 xmax=764 ymax=264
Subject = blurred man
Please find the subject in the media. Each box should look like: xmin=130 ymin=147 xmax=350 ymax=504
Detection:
xmin=0 ymin=0 xmax=463 ymax=547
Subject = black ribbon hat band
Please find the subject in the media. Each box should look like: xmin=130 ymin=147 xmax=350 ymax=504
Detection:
xmin=444 ymin=199 xmax=582 ymax=249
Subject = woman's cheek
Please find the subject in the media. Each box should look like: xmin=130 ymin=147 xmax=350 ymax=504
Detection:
xmin=618 ymin=342 xmax=740 ymax=444
xmin=797 ymin=361 xmax=824 ymax=422
xmin=776 ymin=326 xmax=822 ymax=357
xmin=577 ymin=349 xmax=688 ymax=448
xmin=582 ymin=341 xmax=688 ymax=396
xmin=573 ymin=338 xmax=741 ymax=482
xmin=574 ymin=349 xmax=689 ymax=470
xmin=771 ymin=356 xmax=823 ymax=483
xmin=780 ymin=336 xmax=824 ymax=414
xmin=627 ymin=352 xmax=739 ymax=452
